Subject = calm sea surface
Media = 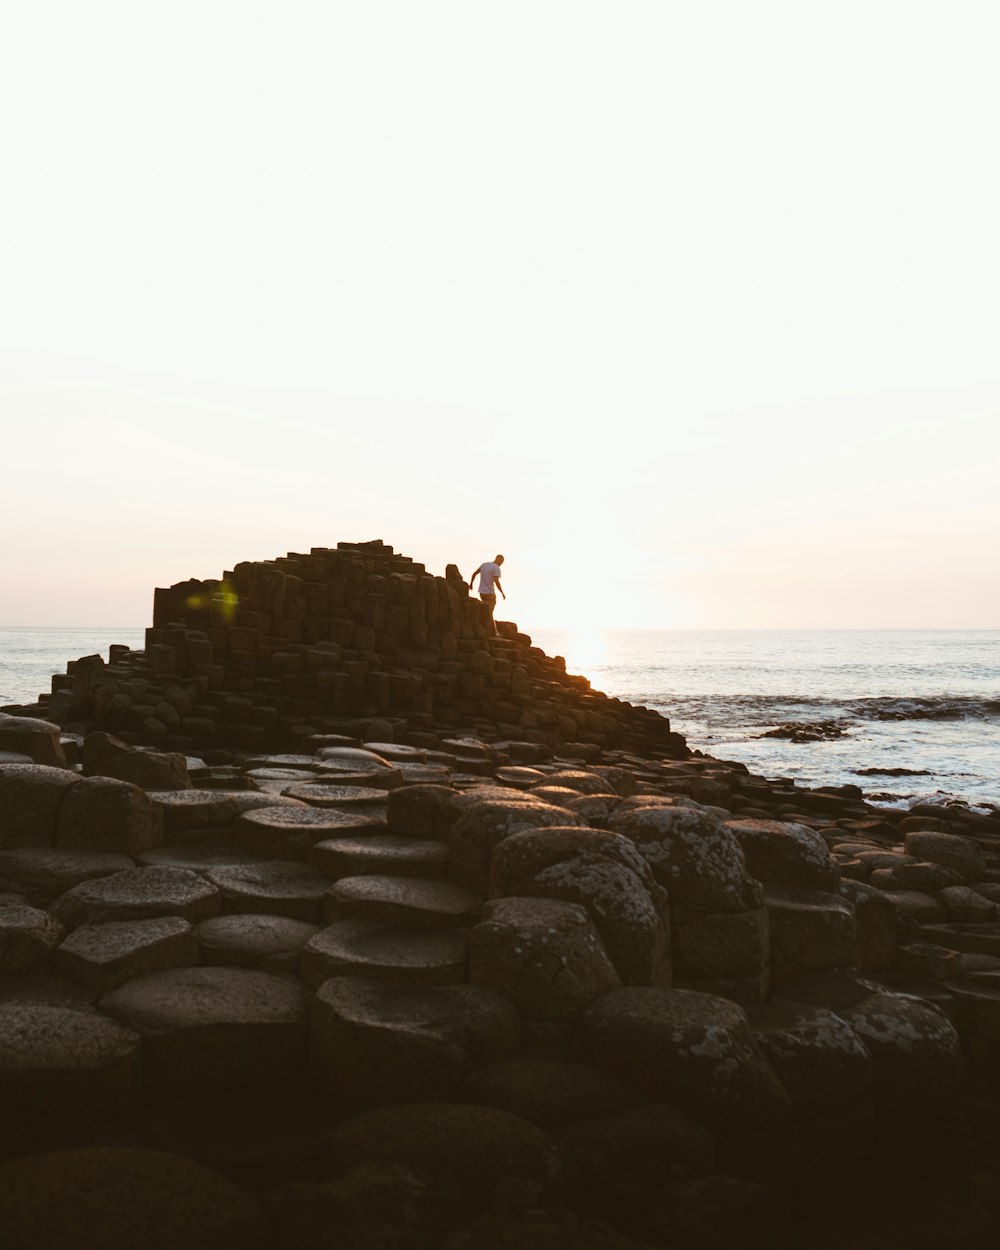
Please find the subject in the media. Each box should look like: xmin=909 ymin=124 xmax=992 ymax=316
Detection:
xmin=2 ymin=627 xmax=997 ymax=810
xmin=534 ymin=628 xmax=1000 ymax=811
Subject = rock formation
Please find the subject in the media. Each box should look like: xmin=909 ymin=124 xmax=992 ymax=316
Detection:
xmin=1 ymin=540 xmax=999 ymax=1248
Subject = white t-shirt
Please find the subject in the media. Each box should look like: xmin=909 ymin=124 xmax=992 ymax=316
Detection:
xmin=477 ymin=562 xmax=502 ymax=595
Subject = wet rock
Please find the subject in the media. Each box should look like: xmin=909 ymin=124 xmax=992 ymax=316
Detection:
xmin=196 ymin=914 xmax=319 ymax=971
xmin=0 ymin=1147 xmax=268 ymax=1250
xmin=758 ymin=721 xmax=846 ymax=743
xmin=101 ymin=966 xmax=308 ymax=1093
xmin=53 ymin=917 xmax=198 ymax=991
xmin=470 ymin=897 xmax=620 ymax=1021
xmin=903 ymin=830 xmax=986 ymax=881
xmin=310 ymin=977 xmax=519 ymax=1106
xmin=0 ymin=893 xmax=63 ymax=970
xmin=0 ymin=1002 xmax=139 ymax=1125
xmin=0 ymin=763 xmax=80 ymax=848
xmin=52 ymin=866 xmax=222 ymax=928
xmin=579 ymin=986 xmax=792 ymax=1131
xmin=726 ymin=818 xmax=840 ymax=893
xmin=300 ymin=918 xmax=467 ymax=988
xmin=56 ymin=776 xmax=163 ymax=856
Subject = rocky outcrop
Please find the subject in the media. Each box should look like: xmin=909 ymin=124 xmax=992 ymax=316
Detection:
xmin=1 ymin=539 xmax=997 ymax=1247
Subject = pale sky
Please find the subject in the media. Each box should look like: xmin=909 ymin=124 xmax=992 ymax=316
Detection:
xmin=2 ymin=1 xmax=998 ymax=629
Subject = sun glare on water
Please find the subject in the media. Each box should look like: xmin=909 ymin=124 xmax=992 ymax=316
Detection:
xmin=554 ymin=626 xmax=611 ymax=689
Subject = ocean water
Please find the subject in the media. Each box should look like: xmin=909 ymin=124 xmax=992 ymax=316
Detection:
xmin=1 ymin=626 xmax=997 ymax=811
xmin=533 ymin=628 xmax=1000 ymax=811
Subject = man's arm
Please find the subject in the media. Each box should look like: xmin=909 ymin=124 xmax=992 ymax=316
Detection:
xmin=468 ymin=567 xmax=479 ymax=590
xmin=495 ymin=576 xmax=505 ymax=600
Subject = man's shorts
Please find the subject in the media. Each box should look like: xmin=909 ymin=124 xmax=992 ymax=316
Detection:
xmin=480 ymin=593 xmax=496 ymax=606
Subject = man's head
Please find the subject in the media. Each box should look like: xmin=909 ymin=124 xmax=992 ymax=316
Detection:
xmin=495 ymin=555 xmax=504 ymax=565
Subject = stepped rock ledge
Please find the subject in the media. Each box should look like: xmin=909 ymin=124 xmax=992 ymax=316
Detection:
xmin=2 ymin=539 xmax=999 ymax=1248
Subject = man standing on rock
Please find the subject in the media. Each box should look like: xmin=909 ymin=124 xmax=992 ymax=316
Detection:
xmin=469 ymin=554 xmax=505 ymax=635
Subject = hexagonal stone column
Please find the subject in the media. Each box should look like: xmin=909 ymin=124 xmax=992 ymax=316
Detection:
xmin=0 ymin=1003 xmax=139 ymax=1127
xmin=310 ymin=976 xmax=520 ymax=1106
xmin=101 ymin=967 xmax=308 ymax=1094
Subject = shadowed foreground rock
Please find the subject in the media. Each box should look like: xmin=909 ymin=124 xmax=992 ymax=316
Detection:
xmin=1 ymin=540 xmax=998 ymax=1248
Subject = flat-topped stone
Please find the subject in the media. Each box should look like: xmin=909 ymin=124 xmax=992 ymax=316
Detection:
xmin=0 ymin=893 xmax=64 ymax=970
xmin=196 ymin=914 xmax=319 ymax=971
xmin=0 ymin=848 xmax=134 ymax=906
xmin=325 ymin=874 xmax=482 ymax=928
xmin=300 ymin=917 xmax=468 ymax=988
xmin=0 ymin=763 xmax=81 ymax=849
xmin=136 ymin=843 xmax=262 ymax=871
xmin=52 ymin=867 xmax=222 ymax=928
xmin=0 ymin=713 xmax=66 ymax=767
xmin=496 ymin=766 xmax=547 ymax=789
xmin=233 ymin=804 xmax=383 ymax=857
xmin=149 ymin=790 xmax=307 ymax=833
xmin=363 ymin=742 xmax=426 ymax=761
xmin=0 ymin=1002 xmax=139 ymax=1123
xmin=281 ymin=783 xmax=389 ymax=808
xmin=56 ymin=776 xmax=164 ymax=856
xmin=245 ymin=754 xmax=324 ymax=770
xmin=313 ymin=767 xmax=403 ymax=791
xmin=204 ymin=862 xmax=330 ymax=922
xmin=395 ymin=763 xmax=454 ymax=785
xmin=317 ymin=746 xmax=393 ymax=769
xmin=53 ymin=917 xmax=198 ymax=991
xmin=309 ymin=834 xmax=450 ymax=879
xmin=100 ymin=966 xmax=308 ymax=1093
xmin=310 ymin=976 xmax=520 ymax=1105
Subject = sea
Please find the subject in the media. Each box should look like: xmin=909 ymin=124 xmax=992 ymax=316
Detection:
xmin=1 ymin=626 xmax=997 ymax=812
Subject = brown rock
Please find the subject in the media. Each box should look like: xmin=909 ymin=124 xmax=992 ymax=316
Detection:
xmin=56 ymin=776 xmax=164 ymax=856
xmin=470 ymin=896 xmax=620 ymax=1021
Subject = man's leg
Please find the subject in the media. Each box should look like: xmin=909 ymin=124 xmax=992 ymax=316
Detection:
xmin=480 ymin=593 xmax=498 ymax=635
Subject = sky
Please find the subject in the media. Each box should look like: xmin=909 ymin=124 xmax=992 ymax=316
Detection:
xmin=2 ymin=1 xmax=998 ymax=630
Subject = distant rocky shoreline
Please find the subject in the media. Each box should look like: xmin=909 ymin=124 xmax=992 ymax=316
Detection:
xmin=1 ymin=542 xmax=998 ymax=1248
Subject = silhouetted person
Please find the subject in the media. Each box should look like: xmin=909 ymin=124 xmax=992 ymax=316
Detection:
xmin=469 ymin=554 xmax=505 ymax=635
